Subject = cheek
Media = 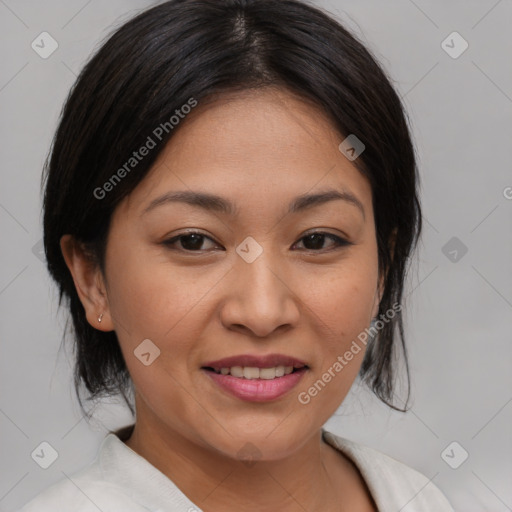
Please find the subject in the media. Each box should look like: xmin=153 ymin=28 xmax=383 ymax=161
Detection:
xmin=299 ymin=253 xmax=378 ymax=386
xmin=103 ymin=243 xmax=227 ymax=376
xmin=295 ymin=268 xmax=377 ymax=415
xmin=104 ymin=242 xmax=201 ymax=334
xmin=306 ymin=259 xmax=378 ymax=334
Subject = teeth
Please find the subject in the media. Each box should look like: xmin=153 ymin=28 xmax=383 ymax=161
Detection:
xmin=259 ymin=367 xmax=276 ymax=380
xmin=213 ymin=365 xmax=302 ymax=379
xmin=243 ymin=367 xmax=260 ymax=379
xmin=230 ymin=366 xmax=244 ymax=378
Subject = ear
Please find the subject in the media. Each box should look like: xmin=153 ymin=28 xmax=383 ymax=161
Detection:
xmin=60 ymin=234 xmax=114 ymax=331
xmin=371 ymin=228 xmax=397 ymax=319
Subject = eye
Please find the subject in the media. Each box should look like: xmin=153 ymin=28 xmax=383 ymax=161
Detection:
xmin=162 ymin=231 xmax=221 ymax=252
xmin=162 ymin=230 xmax=351 ymax=254
xmin=293 ymin=231 xmax=352 ymax=252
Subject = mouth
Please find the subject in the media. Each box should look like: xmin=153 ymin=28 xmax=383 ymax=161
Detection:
xmin=201 ymin=364 xmax=308 ymax=380
xmin=200 ymin=354 xmax=309 ymax=402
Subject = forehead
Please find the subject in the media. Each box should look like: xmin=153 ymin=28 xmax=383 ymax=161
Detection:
xmin=119 ymin=88 xmax=372 ymax=218
xmin=157 ymin=88 xmax=345 ymax=172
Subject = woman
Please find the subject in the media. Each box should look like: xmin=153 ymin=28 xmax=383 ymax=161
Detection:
xmin=19 ymin=0 xmax=454 ymax=510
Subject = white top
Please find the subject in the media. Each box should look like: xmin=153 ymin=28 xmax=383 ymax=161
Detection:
xmin=18 ymin=428 xmax=454 ymax=511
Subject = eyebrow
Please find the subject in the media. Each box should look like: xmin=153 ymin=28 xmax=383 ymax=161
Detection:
xmin=142 ymin=188 xmax=365 ymax=220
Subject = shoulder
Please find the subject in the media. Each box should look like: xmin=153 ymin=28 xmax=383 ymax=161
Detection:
xmin=17 ymin=460 xmax=140 ymax=512
xmin=322 ymin=430 xmax=455 ymax=511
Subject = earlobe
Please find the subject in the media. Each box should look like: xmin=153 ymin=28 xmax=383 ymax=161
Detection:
xmin=59 ymin=235 xmax=114 ymax=331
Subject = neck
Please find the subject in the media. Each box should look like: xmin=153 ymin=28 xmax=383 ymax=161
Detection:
xmin=124 ymin=418 xmax=348 ymax=511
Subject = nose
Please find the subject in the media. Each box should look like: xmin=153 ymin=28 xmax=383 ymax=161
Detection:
xmin=219 ymin=249 xmax=300 ymax=338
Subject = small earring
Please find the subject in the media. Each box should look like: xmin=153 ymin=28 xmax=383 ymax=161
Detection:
xmin=98 ymin=313 xmax=103 ymax=323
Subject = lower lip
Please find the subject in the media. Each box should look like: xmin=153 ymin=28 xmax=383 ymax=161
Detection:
xmin=203 ymin=368 xmax=307 ymax=402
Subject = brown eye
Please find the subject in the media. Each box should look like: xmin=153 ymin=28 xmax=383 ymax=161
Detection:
xmin=163 ymin=232 xmax=220 ymax=252
xmin=162 ymin=230 xmax=351 ymax=254
xmin=294 ymin=232 xmax=351 ymax=252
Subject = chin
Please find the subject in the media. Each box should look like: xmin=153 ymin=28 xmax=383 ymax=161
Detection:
xmin=199 ymin=420 xmax=316 ymax=463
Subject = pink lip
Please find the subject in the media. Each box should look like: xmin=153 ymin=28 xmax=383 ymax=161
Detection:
xmin=203 ymin=367 xmax=308 ymax=402
xmin=202 ymin=353 xmax=307 ymax=370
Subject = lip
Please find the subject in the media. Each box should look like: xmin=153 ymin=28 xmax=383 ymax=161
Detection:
xmin=201 ymin=353 xmax=307 ymax=370
xmin=203 ymin=367 xmax=308 ymax=402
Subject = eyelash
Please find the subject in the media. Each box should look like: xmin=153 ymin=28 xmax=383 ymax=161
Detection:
xmin=162 ymin=230 xmax=352 ymax=254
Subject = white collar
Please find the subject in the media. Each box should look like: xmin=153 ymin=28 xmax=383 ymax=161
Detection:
xmin=96 ymin=427 xmax=446 ymax=511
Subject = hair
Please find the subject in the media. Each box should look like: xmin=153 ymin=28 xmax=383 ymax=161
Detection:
xmin=42 ymin=0 xmax=421 ymax=417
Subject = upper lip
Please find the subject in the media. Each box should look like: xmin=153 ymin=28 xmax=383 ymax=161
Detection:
xmin=202 ymin=353 xmax=308 ymax=369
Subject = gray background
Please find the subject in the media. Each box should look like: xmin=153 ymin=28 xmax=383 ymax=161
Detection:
xmin=1 ymin=0 xmax=511 ymax=510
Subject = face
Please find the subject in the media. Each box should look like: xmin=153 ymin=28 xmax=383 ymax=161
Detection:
xmin=84 ymin=88 xmax=382 ymax=460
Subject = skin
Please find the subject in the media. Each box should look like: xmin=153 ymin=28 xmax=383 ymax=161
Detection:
xmin=61 ymin=87 xmax=385 ymax=511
